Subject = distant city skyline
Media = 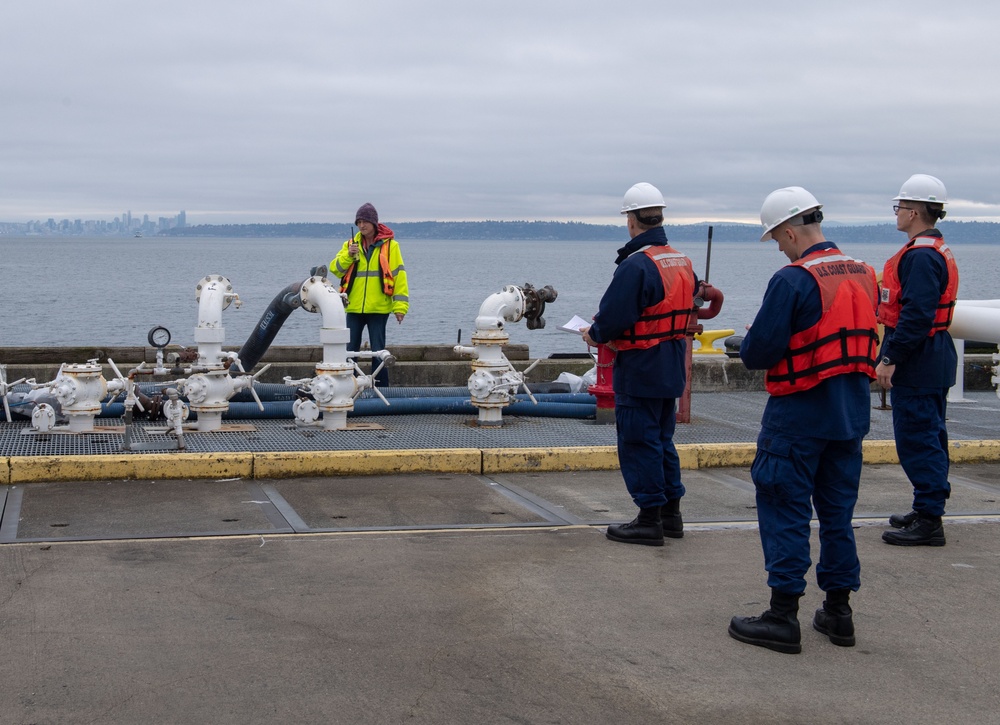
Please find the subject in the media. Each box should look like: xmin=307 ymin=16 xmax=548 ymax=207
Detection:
xmin=0 ymin=210 xmax=186 ymax=236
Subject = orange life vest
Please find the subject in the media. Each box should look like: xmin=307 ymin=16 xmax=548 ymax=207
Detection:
xmin=339 ymin=238 xmax=395 ymax=297
xmin=611 ymin=245 xmax=696 ymax=352
xmin=766 ymin=249 xmax=879 ymax=396
xmin=876 ymin=235 xmax=958 ymax=334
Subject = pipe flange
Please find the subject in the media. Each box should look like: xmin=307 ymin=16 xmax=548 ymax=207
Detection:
xmin=32 ymin=403 xmax=57 ymax=432
xmin=293 ymin=399 xmax=321 ymax=424
xmin=195 ymin=275 xmax=235 ymax=309
xmin=470 ymin=331 xmax=509 ymax=346
xmin=299 ymin=277 xmax=340 ymax=314
xmin=61 ymin=363 xmax=104 ymax=375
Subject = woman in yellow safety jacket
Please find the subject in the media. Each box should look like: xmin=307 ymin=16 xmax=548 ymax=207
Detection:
xmin=330 ymin=202 xmax=409 ymax=386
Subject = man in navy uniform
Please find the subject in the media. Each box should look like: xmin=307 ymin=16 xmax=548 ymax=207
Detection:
xmin=729 ymin=187 xmax=879 ymax=654
xmin=581 ymin=182 xmax=698 ymax=547
xmin=877 ymin=174 xmax=958 ymax=547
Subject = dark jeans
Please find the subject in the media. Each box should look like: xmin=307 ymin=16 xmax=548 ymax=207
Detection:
xmin=346 ymin=312 xmax=390 ymax=387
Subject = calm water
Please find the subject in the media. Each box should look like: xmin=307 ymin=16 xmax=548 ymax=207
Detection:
xmin=1 ymin=236 xmax=997 ymax=359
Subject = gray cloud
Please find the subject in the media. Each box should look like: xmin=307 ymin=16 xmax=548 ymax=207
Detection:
xmin=3 ymin=0 xmax=999 ymax=226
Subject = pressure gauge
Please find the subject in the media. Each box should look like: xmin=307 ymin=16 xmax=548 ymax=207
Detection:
xmin=147 ymin=325 xmax=172 ymax=348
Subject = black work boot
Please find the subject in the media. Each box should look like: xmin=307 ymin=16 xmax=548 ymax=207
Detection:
xmin=728 ymin=590 xmax=802 ymax=654
xmin=606 ymin=507 xmax=664 ymax=547
xmin=882 ymin=513 xmax=946 ymax=547
xmin=889 ymin=510 xmax=918 ymax=529
xmin=661 ymin=499 xmax=684 ymax=539
xmin=812 ymin=589 xmax=855 ymax=647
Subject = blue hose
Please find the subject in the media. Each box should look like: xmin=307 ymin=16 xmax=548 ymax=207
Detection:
xmin=222 ymin=397 xmax=595 ymax=419
xmin=100 ymin=395 xmax=596 ymax=419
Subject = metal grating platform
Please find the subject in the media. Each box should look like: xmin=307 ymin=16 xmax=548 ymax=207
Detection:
xmin=0 ymin=414 xmax=619 ymax=456
xmin=0 ymin=391 xmax=997 ymax=457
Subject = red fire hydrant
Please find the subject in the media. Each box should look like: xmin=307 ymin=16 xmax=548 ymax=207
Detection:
xmin=587 ymin=342 xmax=616 ymax=425
xmin=587 ymin=282 xmax=725 ymax=425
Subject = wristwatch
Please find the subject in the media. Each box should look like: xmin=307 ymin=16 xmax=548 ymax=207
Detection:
xmin=880 ymin=356 xmax=893 ymax=366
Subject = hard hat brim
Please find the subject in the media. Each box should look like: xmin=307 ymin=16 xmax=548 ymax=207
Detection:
xmin=620 ymin=204 xmax=667 ymax=215
xmin=759 ymin=204 xmax=822 ymax=242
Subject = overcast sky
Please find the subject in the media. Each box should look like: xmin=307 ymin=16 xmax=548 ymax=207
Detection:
xmin=3 ymin=1 xmax=999 ymax=227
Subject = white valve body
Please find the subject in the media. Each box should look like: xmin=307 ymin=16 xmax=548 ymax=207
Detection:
xmin=48 ymin=363 xmax=125 ymax=433
xmin=288 ymin=276 xmax=381 ymax=430
xmin=182 ymin=370 xmax=251 ymax=432
xmin=455 ymin=285 xmax=535 ymax=426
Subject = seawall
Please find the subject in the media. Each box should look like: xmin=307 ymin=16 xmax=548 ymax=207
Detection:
xmin=1 ymin=345 xmax=996 ymax=392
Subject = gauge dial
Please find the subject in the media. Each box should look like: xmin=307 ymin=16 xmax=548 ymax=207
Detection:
xmin=147 ymin=326 xmax=171 ymax=348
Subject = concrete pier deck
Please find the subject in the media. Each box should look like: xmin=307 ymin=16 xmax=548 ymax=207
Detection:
xmin=2 ymin=390 xmax=999 ymax=483
xmin=1 ymin=390 xmax=999 ymax=723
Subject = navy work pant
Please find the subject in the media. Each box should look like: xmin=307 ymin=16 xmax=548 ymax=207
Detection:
xmin=614 ymin=393 xmax=685 ymax=510
xmin=890 ymin=387 xmax=951 ymax=516
xmin=751 ymin=430 xmax=862 ymax=595
xmin=346 ymin=312 xmax=390 ymax=387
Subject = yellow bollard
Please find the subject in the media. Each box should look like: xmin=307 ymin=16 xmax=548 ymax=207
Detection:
xmin=693 ymin=329 xmax=735 ymax=355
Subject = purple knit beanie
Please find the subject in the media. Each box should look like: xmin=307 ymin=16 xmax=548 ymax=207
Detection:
xmin=355 ymin=203 xmax=379 ymax=226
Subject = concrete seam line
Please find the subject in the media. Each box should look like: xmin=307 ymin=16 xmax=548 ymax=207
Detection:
xmin=0 ymin=524 xmax=600 ymax=548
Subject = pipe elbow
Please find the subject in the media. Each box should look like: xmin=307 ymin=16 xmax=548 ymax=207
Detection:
xmin=301 ymin=277 xmax=346 ymax=329
xmin=197 ymin=289 xmax=224 ymax=328
xmin=195 ymin=276 xmax=235 ymax=329
xmin=696 ymin=283 xmax=725 ymax=320
xmin=474 ymin=287 xmax=525 ymax=331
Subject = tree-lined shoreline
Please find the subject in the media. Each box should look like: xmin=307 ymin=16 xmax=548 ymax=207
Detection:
xmin=154 ymin=219 xmax=1000 ymax=243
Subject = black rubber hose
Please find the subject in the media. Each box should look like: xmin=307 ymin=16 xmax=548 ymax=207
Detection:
xmin=233 ymin=281 xmax=303 ymax=373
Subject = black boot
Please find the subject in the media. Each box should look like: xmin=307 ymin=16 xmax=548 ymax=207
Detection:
xmin=606 ymin=507 xmax=664 ymax=547
xmin=812 ymin=589 xmax=855 ymax=647
xmin=661 ymin=498 xmax=684 ymax=539
xmin=889 ymin=510 xmax=918 ymax=529
xmin=882 ymin=513 xmax=946 ymax=547
xmin=728 ymin=589 xmax=802 ymax=654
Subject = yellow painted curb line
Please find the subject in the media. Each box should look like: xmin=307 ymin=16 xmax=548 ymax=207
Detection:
xmin=683 ymin=443 xmax=756 ymax=469
xmin=9 ymin=452 xmax=253 ymax=484
xmin=253 ymin=449 xmax=482 ymax=478
xmin=862 ymin=439 xmax=899 ymax=464
xmin=948 ymin=439 xmax=1000 ymax=463
xmin=861 ymin=439 xmax=1000 ymax=465
xmin=480 ymin=444 xmax=717 ymax=474
xmin=482 ymin=446 xmax=620 ymax=473
xmin=4 ymin=439 xmax=1000 ymax=483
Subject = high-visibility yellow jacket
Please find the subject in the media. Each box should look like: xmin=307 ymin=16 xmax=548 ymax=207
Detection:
xmin=330 ymin=225 xmax=409 ymax=315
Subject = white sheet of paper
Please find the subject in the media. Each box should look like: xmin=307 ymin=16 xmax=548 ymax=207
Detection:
xmin=558 ymin=314 xmax=590 ymax=334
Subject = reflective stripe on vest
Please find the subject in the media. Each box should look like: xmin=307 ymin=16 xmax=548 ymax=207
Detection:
xmin=340 ymin=238 xmax=396 ymax=297
xmin=765 ymin=249 xmax=879 ymax=396
xmin=611 ymin=245 xmax=696 ymax=352
xmin=877 ymin=235 xmax=958 ymax=334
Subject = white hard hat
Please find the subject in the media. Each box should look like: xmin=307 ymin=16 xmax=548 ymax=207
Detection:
xmin=620 ymin=182 xmax=666 ymax=214
xmin=759 ymin=186 xmax=823 ymax=242
xmin=894 ymin=174 xmax=948 ymax=204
